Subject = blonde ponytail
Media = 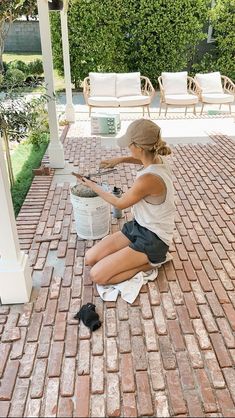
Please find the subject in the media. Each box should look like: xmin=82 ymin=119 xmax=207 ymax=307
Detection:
xmin=149 ymin=134 xmax=172 ymax=156
xmin=140 ymin=128 xmax=172 ymax=156
xmin=155 ymin=141 xmax=172 ymax=156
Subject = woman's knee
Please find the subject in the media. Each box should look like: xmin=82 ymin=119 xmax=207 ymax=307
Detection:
xmin=89 ymin=265 xmax=107 ymax=285
xmin=85 ymin=248 xmax=97 ymax=266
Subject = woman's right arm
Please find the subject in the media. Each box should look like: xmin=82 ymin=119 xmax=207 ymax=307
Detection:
xmin=100 ymin=156 xmax=142 ymax=169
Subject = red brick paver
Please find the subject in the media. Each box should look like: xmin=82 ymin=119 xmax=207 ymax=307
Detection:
xmin=0 ymin=122 xmax=235 ymax=417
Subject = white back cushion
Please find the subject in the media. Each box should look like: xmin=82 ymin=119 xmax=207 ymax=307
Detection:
xmin=89 ymin=72 xmax=116 ymax=97
xmin=195 ymin=72 xmax=223 ymax=93
xmin=116 ymin=72 xmax=141 ymax=97
xmin=162 ymin=71 xmax=188 ymax=94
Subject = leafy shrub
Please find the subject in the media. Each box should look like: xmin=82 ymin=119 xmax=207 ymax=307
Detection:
xmin=26 ymin=96 xmax=49 ymax=131
xmin=8 ymin=60 xmax=29 ymax=74
xmin=3 ymin=61 xmax=9 ymax=73
xmin=27 ymin=130 xmax=49 ymax=149
xmin=2 ymin=59 xmax=44 ymax=88
xmin=0 ymin=91 xmax=49 ymax=143
xmin=27 ymin=59 xmax=44 ymax=76
xmin=5 ymin=68 xmax=25 ymax=85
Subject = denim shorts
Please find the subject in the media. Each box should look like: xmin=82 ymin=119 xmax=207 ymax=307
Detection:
xmin=121 ymin=219 xmax=169 ymax=265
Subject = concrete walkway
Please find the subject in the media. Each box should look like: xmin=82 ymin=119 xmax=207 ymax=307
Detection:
xmin=0 ymin=115 xmax=235 ymax=417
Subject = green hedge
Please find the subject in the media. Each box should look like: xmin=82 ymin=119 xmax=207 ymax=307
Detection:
xmin=210 ymin=0 xmax=235 ymax=79
xmin=51 ymin=0 xmax=208 ymax=87
xmin=126 ymin=0 xmax=208 ymax=81
xmin=51 ymin=0 xmax=129 ymax=88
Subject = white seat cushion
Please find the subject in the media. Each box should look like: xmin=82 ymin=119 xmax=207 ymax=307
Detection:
xmin=88 ymin=96 xmax=119 ymax=107
xmin=201 ymin=93 xmax=234 ymax=104
xmin=165 ymin=94 xmax=198 ymax=105
xmin=116 ymin=73 xmax=141 ymax=97
xmin=195 ymin=72 xmax=223 ymax=93
xmin=89 ymin=72 xmax=116 ymax=97
xmin=162 ymin=72 xmax=188 ymax=94
xmin=118 ymin=95 xmax=151 ymax=107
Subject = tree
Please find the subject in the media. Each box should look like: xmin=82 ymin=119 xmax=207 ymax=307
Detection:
xmin=0 ymin=0 xmax=37 ymax=73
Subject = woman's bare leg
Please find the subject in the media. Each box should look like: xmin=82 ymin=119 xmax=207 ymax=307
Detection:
xmin=90 ymin=246 xmax=154 ymax=285
xmin=101 ymin=262 xmax=154 ymax=285
xmin=85 ymin=231 xmax=131 ymax=266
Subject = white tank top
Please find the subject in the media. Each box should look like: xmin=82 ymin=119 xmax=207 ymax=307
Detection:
xmin=133 ymin=157 xmax=176 ymax=245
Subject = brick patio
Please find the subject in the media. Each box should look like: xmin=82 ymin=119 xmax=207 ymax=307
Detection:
xmin=0 ymin=118 xmax=235 ymax=417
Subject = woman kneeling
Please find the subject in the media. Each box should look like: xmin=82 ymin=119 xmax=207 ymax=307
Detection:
xmin=80 ymin=119 xmax=176 ymax=285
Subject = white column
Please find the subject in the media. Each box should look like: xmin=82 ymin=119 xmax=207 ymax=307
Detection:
xmin=60 ymin=9 xmax=75 ymax=122
xmin=0 ymin=137 xmax=32 ymax=304
xmin=37 ymin=0 xmax=65 ymax=168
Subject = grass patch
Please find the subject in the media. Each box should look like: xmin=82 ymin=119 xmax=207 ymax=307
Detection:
xmin=3 ymin=52 xmax=42 ymax=63
xmin=3 ymin=52 xmax=66 ymax=92
xmin=11 ymin=138 xmax=49 ymax=216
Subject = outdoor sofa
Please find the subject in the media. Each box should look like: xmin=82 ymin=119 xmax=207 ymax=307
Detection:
xmin=83 ymin=72 xmax=155 ymax=117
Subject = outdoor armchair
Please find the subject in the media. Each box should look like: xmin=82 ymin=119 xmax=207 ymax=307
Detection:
xmin=158 ymin=71 xmax=199 ymax=116
xmin=83 ymin=72 xmax=155 ymax=117
xmin=194 ymin=72 xmax=235 ymax=114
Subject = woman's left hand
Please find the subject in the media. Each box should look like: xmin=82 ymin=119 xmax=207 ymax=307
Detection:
xmin=72 ymin=172 xmax=97 ymax=190
xmin=77 ymin=176 xmax=98 ymax=191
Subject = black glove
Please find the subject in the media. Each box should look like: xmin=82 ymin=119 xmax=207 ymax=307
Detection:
xmin=74 ymin=303 xmax=101 ymax=332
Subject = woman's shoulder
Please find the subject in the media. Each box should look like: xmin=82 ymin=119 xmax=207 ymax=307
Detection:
xmin=135 ymin=172 xmax=166 ymax=194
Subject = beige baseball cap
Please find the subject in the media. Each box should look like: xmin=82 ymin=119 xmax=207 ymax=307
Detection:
xmin=117 ymin=119 xmax=161 ymax=148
